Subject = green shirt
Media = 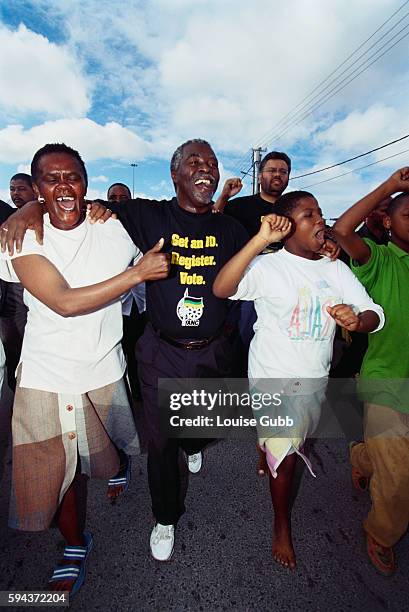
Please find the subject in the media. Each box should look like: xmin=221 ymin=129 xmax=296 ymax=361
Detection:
xmin=351 ymin=239 xmax=409 ymax=413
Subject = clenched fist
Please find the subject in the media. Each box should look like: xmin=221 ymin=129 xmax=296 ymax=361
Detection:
xmin=327 ymin=304 xmax=360 ymax=331
xmin=258 ymin=213 xmax=292 ymax=245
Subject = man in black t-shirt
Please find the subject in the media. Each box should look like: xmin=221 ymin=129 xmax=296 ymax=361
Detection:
xmin=104 ymin=140 xmax=248 ymax=561
xmin=0 ymin=198 xmax=27 ymax=390
xmin=214 ymin=150 xmax=291 ymax=236
xmin=0 ymin=200 xmax=14 ymax=316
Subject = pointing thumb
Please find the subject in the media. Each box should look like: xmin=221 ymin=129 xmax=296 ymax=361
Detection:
xmin=151 ymin=237 xmax=164 ymax=252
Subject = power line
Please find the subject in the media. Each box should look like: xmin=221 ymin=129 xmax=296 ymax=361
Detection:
xmin=250 ymin=11 xmax=409 ymax=153
xmin=290 ymin=133 xmax=409 ymax=180
xmin=267 ymin=27 xmax=409 ymax=147
xmin=299 ymin=147 xmax=409 ymax=189
xmin=235 ymin=26 xmax=409 ymax=178
xmin=233 ymin=2 xmax=409 ymax=174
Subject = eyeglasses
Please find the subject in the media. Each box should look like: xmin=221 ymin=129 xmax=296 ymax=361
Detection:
xmin=261 ymin=168 xmax=289 ymax=177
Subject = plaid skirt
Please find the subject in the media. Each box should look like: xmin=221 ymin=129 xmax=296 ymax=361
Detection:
xmin=9 ymin=374 xmax=140 ymax=531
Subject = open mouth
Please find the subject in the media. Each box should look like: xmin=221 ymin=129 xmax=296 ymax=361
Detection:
xmin=315 ymin=228 xmax=326 ymax=245
xmin=193 ymin=176 xmax=215 ymax=193
xmin=56 ymin=196 xmax=76 ymax=212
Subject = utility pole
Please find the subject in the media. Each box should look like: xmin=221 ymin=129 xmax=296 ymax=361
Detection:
xmin=252 ymin=147 xmax=266 ymax=195
xmin=130 ymin=163 xmax=138 ymax=198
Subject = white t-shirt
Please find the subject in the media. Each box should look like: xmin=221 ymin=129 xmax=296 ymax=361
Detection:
xmin=231 ymin=248 xmax=384 ymax=379
xmin=0 ymin=215 xmax=141 ymax=394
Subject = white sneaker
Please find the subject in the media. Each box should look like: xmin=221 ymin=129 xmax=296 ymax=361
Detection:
xmin=150 ymin=523 xmax=175 ymax=561
xmin=187 ymin=451 xmax=202 ymax=474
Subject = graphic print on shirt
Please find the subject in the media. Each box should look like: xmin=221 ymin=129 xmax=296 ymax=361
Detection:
xmin=177 ymin=289 xmax=204 ymax=327
xmin=285 ymin=283 xmax=337 ymax=341
xmin=170 ymin=232 xmax=218 ymax=286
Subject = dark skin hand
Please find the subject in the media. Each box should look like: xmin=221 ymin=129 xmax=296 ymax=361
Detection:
xmin=0 ymin=201 xmax=114 ymax=256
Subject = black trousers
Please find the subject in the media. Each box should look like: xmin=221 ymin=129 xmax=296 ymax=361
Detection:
xmin=136 ymin=323 xmax=233 ymax=525
xmin=122 ymin=303 xmax=146 ymax=398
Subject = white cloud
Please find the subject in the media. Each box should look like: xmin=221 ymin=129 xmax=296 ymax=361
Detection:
xmin=24 ymin=0 xmax=405 ymax=156
xmin=86 ymin=187 xmax=108 ymax=201
xmin=0 ymin=118 xmax=151 ymax=163
xmin=0 ymin=189 xmax=12 ymax=204
xmin=1 ymin=0 xmax=408 ymax=202
xmin=314 ymin=104 xmax=407 ymax=154
xmin=0 ymin=23 xmax=90 ymax=118
xmin=90 ymin=175 xmax=109 ymax=183
xmin=16 ymin=163 xmax=31 ymax=174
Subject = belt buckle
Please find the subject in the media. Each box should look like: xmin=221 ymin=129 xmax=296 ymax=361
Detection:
xmin=186 ymin=339 xmax=207 ymax=350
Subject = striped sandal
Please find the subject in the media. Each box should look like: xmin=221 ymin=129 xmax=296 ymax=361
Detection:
xmin=107 ymin=455 xmax=131 ymax=504
xmin=49 ymin=532 xmax=93 ymax=596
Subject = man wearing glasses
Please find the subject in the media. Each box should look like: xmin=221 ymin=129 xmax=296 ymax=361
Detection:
xmin=214 ymin=151 xmax=291 ymax=237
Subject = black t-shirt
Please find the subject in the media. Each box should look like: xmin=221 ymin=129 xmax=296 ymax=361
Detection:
xmin=224 ymin=193 xmax=274 ymax=238
xmin=0 ymin=200 xmax=13 ymax=225
xmin=108 ymin=197 xmax=248 ymax=339
xmin=0 ymin=201 xmax=14 ymax=314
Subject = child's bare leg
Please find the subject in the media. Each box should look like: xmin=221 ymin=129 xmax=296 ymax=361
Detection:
xmin=256 ymin=443 xmax=268 ymax=476
xmin=51 ymin=480 xmax=86 ymax=592
xmin=268 ymin=453 xmax=297 ymax=569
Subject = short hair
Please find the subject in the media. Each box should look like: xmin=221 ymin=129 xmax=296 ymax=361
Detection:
xmin=31 ymin=143 xmax=88 ymax=188
xmin=274 ymin=190 xmax=315 ymax=217
xmin=386 ymin=191 xmax=409 ymax=216
xmin=259 ymin=151 xmax=291 ymax=174
xmin=170 ymin=139 xmax=213 ymax=173
xmin=10 ymin=173 xmax=33 ymax=187
xmin=107 ymin=182 xmax=131 ymax=198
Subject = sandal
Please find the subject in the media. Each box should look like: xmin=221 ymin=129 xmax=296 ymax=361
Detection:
xmin=49 ymin=531 xmax=93 ymax=596
xmin=349 ymin=442 xmax=369 ymax=492
xmin=366 ymin=533 xmax=395 ymax=576
xmin=107 ymin=455 xmax=131 ymax=504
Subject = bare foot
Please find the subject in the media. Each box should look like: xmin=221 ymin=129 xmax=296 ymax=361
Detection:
xmin=107 ymin=456 xmax=130 ymax=504
xmin=49 ymin=546 xmax=84 ymax=592
xmin=49 ymin=566 xmax=80 ymax=593
xmin=272 ymin=523 xmax=296 ymax=570
xmin=107 ymin=482 xmax=125 ymax=503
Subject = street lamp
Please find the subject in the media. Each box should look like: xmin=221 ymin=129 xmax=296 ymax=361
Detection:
xmin=130 ymin=163 xmax=138 ymax=198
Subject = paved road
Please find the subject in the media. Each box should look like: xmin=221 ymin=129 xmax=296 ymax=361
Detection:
xmin=1 ymin=393 xmax=408 ymax=611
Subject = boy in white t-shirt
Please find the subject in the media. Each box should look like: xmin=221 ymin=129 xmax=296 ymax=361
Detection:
xmin=213 ymin=190 xmax=384 ymax=570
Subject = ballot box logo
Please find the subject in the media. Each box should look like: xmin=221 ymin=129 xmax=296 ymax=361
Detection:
xmin=177 ymin=289 xmax=204 ymax=326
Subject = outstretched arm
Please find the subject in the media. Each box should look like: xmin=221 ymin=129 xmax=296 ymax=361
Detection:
xmin=213 ymin=214 xmax=291 ymax=298
xmin=333 ymin=167 xmax=409 ymax=265
xmin=10 ymin=239 xmax=169 ymax=317
xmin=0 ymin=201 xmax=113 ymax=255
xmin=213 ymin=178 xmax=243 ymax=213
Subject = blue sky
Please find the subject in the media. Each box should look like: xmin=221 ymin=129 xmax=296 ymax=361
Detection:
xmin=0 ymin=0 xmax=408 ymax=217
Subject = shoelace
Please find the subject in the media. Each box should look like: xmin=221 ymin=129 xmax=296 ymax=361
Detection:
xmin=189 ymin=454 xmax=200 ymax=464
xmin=152 ymin=525 xmax=172 ymax=544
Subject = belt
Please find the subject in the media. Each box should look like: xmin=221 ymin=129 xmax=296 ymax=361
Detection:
xmin=156 ymin=328 xmax=221 ymax=350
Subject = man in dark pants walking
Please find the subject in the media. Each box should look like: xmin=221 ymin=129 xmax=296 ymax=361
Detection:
xmin=107 ymin=139 xmax=248 ymax=560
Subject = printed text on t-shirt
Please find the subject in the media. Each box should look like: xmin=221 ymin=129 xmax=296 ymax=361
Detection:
xmin=171 ymin=233 xmax=218 ymax=285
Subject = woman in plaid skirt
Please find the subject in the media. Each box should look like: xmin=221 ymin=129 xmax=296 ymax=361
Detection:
xmin=0 ymin=143 xmax=169 ymax=595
